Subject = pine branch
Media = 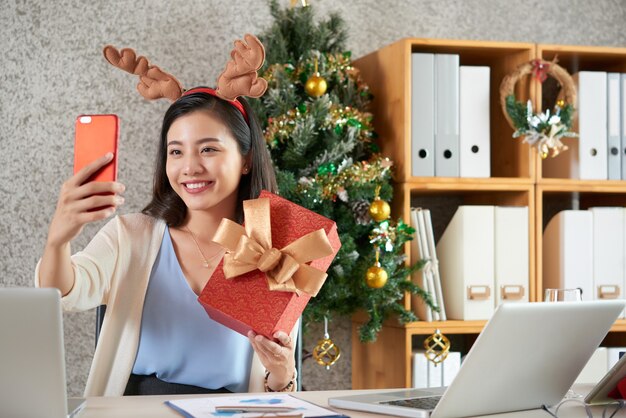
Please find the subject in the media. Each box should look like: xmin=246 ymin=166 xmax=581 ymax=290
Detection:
xmin=505 ymin=95 xmax=529 ymax=131
xmin=299 ymin=137 xmax=358 ymax=177
xmin=282 ymin=115 xmax=318 ymax=170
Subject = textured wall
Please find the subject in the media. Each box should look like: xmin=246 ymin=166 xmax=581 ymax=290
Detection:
xmin=1 ymin=0 xmax=625 ymax=396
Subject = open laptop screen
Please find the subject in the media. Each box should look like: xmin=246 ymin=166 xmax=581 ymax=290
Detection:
xmin=0 ymin=287 xmax=82 ymax=418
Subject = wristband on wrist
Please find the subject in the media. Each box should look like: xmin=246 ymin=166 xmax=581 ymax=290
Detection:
xmin=264 ymin=370 xmax=296 ymax=392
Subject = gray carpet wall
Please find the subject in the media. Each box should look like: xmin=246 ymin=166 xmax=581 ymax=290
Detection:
xmin=1 ymin=0 xmax=625 ymax=396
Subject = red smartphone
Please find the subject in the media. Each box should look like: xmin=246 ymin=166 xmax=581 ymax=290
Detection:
xmin=73 ymin=114 xmax=119 ymax=183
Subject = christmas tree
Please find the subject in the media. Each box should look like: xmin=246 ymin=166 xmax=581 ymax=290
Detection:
xmin=251 ymin=0 xmax=432 ymax=342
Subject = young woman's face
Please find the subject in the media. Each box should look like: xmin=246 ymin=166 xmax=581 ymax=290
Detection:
xmin=165 ymin=110 xmax=246 ymax=215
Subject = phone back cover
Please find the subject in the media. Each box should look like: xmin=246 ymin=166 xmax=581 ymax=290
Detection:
xmin=74 ymin=114 xmax=119 ymax=182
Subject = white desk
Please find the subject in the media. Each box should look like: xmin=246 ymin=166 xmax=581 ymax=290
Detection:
xmin=73 ymin=385 xmax=626 ymax=417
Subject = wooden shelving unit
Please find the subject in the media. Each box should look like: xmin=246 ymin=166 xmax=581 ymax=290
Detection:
xmin=351 ymin=38 xmax=626 ymax=390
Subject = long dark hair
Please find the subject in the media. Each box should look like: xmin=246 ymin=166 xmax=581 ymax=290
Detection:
xmin=142 ymin=90 xmax=277 ymax=225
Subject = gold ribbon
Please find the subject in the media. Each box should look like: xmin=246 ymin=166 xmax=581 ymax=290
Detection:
xmin=212 ymin=197 xmax=334 ymax=296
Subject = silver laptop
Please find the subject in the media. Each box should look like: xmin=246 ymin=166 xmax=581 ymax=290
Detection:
xmin=0 ymin=287 xmax=85 ymax=418
xmin=330 ymin=300 xmax=626 ymax=418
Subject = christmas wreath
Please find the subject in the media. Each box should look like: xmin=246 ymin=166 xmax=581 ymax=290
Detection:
xmin=500 ymin=59 xmax=577 ymax=158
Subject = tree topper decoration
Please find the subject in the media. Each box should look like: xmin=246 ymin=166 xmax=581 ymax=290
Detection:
xmin=500 ymin=58 xmax=578 ymax=159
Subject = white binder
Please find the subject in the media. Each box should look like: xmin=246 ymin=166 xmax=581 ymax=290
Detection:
xmin=436 ymin=205 xmax=495 ymax=320
xmin=494 ymin=206 xmax=529 ymax=306
xmin=542 ymin=210 xmax=593 ymax=300
xmin=435 ymin=54 xmax=460 ymax=177
xmin=442 ymin=351 xmax=461 ymax=386
xmin=411 ymin=53 xmax=436 ymax=177
xmin=417 ymin=208 xmax=440 ymax=320
xmin=459 ymin=66 xmax=491 ymax=178
xmin=608 ymin=74 xmax=621 ymax=180
xmin=543 ymin=72 xmax=608 ymax=179
xmin=589 ymin=208 xmax=624 ymax=317
xmin=423 ymin=209 xmax=446 ymax=320
xmin=412 ymin=350 xmax=443 ymax=388
xmin=412 ymin=350 xmax=429 ymax=388
xmin=410 ymin=208 xmax=434 ymax=322
xmin=576 ymin=71 xmax=608 ymax=179
xmin=621 ymin=74 xmax=626 ymax=180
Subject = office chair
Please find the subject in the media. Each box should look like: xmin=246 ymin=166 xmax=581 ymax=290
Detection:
xmin=95 ymin=306 xmax=303 ymax=390
xmin=95 ymin=305 xmax=106 ymax=349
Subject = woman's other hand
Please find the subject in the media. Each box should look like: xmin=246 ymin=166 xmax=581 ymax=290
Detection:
xmin=47 ymin=152 xmax=125 ymax=247
xmin=248 ymin=330 xmax=296 ymax=391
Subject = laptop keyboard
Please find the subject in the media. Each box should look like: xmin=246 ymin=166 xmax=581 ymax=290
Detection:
xmin=380 ymin=396 xmax=442 ymax=410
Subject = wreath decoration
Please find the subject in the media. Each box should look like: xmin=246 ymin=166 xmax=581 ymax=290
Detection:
xmin=499 ymin=58 xmax=577 ymax=159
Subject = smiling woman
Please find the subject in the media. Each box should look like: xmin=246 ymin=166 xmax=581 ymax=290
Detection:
xmin=34 ymin=35 xmax=297 ymax=398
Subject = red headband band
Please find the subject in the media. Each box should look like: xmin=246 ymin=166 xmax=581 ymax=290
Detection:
xmin=182 ymin=87 xmax=249 ymax=124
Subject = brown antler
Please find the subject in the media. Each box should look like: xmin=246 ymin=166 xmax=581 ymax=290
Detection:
xmin=103 ymin=45 xmax=184 ymax=102
xmin=216 ymin=34 xmax=268 ymax=101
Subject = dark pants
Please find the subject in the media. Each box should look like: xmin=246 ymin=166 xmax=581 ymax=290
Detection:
xmin=124 ymin=373 xmax=232 ymax=396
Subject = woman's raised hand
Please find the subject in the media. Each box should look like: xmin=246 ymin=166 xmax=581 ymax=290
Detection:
xmin=47 ymin=152 xmax=125 ymax=247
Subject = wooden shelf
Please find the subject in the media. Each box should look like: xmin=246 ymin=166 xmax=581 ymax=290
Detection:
xmin=351 ymin=38 xmax=626 ymax=390
xmin=399 ymin=177 xmax=533 ymax=190
xmin=538 ymin=44 xmax=626 ymax=74
xmin=611 ymin=320 xmax=626 ymax=333
xmin=354 ymin=316 xmax=626 ymax=335
xmin=353 ymin=311 xmax=487 ymax=334
xmin=538 ymin=179 xmax=626 ymax=192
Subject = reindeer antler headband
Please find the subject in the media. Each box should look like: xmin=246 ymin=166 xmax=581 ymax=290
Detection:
xmin=102 ymin=34 xmax=268 ymax=123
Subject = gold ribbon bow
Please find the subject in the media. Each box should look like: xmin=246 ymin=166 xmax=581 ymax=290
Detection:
xmin=212 ymin=198 xmax=334 ymax=296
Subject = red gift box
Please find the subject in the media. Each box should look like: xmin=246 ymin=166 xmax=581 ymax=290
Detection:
xmin=198 ymin=191 xmax=341 ymax=339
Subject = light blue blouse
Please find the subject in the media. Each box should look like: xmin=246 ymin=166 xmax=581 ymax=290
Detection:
xmin=131 ymin=227 xmax=253 ymax=392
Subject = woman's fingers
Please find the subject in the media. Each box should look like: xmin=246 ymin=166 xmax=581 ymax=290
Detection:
xmin=249 ymin=333 xmax=277 ymax=359
xmin=274 ymin=331 xmax=293 ymax=348
xmin=70 ymin=152 xmax=115 ymax=187
xmin=248 ymin=332 xmax=282 ymax=361
xmin=76 ymin=205 xmax=117 ymax=224
xmin=248 ymin=331 xmax=295 ymax=364
xmin=74 ymin=180 xmax=125 ymax=200
xmin=72 ymin=193 xmax=124 ymax=214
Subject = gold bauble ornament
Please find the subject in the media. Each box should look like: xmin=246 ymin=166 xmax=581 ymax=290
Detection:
xmin=423 ymin=329 xmax=451 ymax=365
xmin=366 ymin=264 xmax=388 ymax=288
xmin=369 ymin=198 xmax=391 ymax=222
xmin=366 ymin=248 xmax=388 ymax=288
xmin=305 ymin=73 xmax=327 ymax=98
xmin=305 ymin=57 xmax=327 ymax=98
xmin=313 ymin=317 xmax=341 ymax=369
xmin=313 ymin=337 xmax=341 ymax=368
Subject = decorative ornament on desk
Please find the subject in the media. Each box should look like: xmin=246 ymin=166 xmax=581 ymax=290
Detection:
xmin=365 ymin=247 xmax=388 ymax=288
xmin=369 ymin=185 xmax=391 ymax=222
xmin=500 ymin=58 xmax=578 ymax=159
xmin=424 ymin=329 xmax=450 ymax=365
xmin=313 ymin=317 xmax=341 ymax=369
xmin=305 ymin=57 xmax=328 ymax=98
